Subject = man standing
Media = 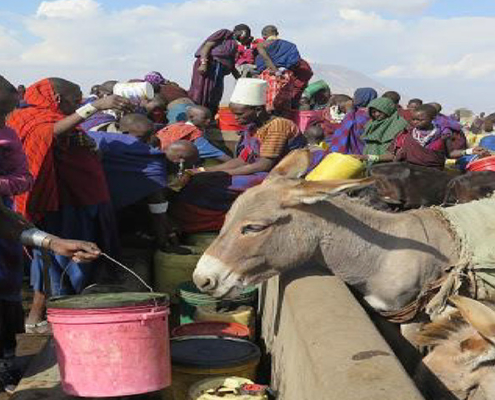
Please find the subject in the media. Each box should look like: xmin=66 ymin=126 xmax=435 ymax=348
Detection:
xmin=8 ymin=78 xmax=133 ymax=332
xmin=188 ymin=24 xmax=251 ymax=116
xmin=256 ymin=25 xmax=313 ymax=113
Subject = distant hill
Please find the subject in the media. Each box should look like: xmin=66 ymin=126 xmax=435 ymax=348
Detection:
xmin=220 ymin=63 xmax=390 ymax=105
xmin=310 ymin=63 xmax=390 ymax=96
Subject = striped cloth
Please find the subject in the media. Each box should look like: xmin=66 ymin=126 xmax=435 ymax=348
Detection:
xmin=260 ymin=70 xmax=294 ymax=114
xmin=256 ymin=117 xmax=300 ymax=159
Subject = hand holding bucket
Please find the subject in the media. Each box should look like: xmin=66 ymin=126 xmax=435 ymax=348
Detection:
xmin=113 ymin=82 xmax=155 ymax=105
xmin=92 ymin=94 xmax=135 ymax=114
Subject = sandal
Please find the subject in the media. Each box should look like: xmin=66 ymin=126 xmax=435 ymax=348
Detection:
xmin=24 ymin=320 xmax=51 ymax=335
xmin=0 ymin=361 xmax=21 ymax=394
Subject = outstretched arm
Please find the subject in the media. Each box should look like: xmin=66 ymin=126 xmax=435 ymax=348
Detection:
xmin=256 ymin=42 xmax=278 ymax=73
xmin=225 ymin=157 xmax=276 ymax=175
xmin=204 ymin=157 xmax=246 ymax=172
xmin=0 ymin=203 xmax=101 ymax=262
xmin=54 ymin=95 xmax=134 ymax=136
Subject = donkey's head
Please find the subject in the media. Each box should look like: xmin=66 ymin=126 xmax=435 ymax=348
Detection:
xmin=415 ymin=296 xmax=495 ymax=400
xmin=193 ymin=149 xmax=374 ymax=298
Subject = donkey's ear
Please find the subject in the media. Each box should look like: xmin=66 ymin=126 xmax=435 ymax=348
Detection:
xmin=281 ymin=177 xmax=375 ymax=207
xmin=265 ymin=149 xmax=311 ymax=182
xmin=450 ymin=296 xmax=495 ymax=341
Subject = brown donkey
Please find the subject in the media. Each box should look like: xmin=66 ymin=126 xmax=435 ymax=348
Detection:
xmin=414 ymin=296 xmax=495 ymax=399
xmin=193 ymin=149 xmax=460 ymax=312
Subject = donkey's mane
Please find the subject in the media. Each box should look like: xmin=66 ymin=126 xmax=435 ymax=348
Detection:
xmin=338 ymin=191 xmax=395 ymax=212
xmin=414 ymin=312 xmax=468 ymax=346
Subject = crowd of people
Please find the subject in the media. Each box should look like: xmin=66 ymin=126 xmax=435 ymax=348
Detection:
xmin=0 ymin=23 xmax=494 ymax=393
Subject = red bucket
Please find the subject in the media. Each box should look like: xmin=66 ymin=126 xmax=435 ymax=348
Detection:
xmin=172 ymin=321 xmax=251 ymax=340
xmin=217 ymin=107 xmax=245 ymax=131
xmin=467 ymin=155 xmax=495 ymax=172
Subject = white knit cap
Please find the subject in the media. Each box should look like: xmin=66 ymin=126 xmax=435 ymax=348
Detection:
xmin=230 ymin=78 xmax=267 ymax=106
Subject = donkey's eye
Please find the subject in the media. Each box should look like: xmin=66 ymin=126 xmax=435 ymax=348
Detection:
xmin=241 ymin=224 xmax=268 ymax=235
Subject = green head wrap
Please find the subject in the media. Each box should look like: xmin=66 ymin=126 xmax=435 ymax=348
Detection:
xmin=362 ymin=97 xmax=408 ymax=155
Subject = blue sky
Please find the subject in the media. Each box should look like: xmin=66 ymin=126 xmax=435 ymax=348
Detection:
xmin=1 ymin=0 xmax=495 ymax=111
xmin=4 ymin=0 xmax=495 ymax=17
xmin=429 ymin=0 xmax=495 ymax=17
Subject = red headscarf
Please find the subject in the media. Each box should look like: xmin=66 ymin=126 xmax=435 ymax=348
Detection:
xmin=7 ymin=79 xmax=63 ymax=220
xmin=8 ymin=79 xmax=109 ymax=221
xmin=157 ymin=122 xmax=202 ymax=150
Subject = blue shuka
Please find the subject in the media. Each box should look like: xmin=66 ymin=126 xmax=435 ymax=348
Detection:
xmin=255 ymin=39 xmax=301 ymax=73
xmin=88 ymin=132 xmax=167 ymax=210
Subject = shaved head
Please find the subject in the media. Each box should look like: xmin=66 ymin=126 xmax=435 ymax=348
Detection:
xmin=49 ymin=77 xmax=82 ymax=115
xmin=49 ymin=77 xmax=80 ymax=96
xmin=164 ymin=140 xmax=199 ymax=166
xmin=144 ymin=95 xmax=167 ymax=114
xmin=90 ymin=84 xmax=101 ymax=95
xmin=262 ymin=25 xmax=278 ymax=38
xmin=382 ymin=91 xmax=401 ymax=105
xmin=99 ymin=80 xmax=118 ymax=97
xmin=428 ymin=102 xmax=442 ymax=114
xmin=186 ymin=105 xmax=212 ymax=129
xmin=415 ymin=104 xmax=437 ymax=120
xmin=186 ymin=105 xmax=212 ymax=120
xmin=120 ymin=113 xmax=153 ymax=131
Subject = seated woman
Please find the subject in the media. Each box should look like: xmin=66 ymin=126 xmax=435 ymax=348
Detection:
xmin=359 ymin=104 xmax=475 ymax=169
xmin=359 ymin=97 xmax=409 ymax=158
xmin=169 ymin=78 xmax=304 ymax=233
xmin=315 ymin=94 xmax=352 ymax=137
xmin=329 ymin=88 xmax=378 ymax=154
xmin=302 ymin=80 xmax=331 ymax=111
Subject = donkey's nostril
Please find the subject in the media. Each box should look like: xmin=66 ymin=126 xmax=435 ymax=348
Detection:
xmin=194 ymin=274 xmax=218 ymax=292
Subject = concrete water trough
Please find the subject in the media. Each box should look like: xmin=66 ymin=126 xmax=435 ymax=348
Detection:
xmin=260 ymin=264 xmax=425 ymax=400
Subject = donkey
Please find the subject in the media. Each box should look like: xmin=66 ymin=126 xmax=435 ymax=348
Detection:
xmin=193 ymin=149 xmax=463 ymax=313
xmin=414 ymin=296 xmax=495 ymax=400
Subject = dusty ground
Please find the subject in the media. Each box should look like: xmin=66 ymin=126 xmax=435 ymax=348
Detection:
xmin=0 ymin=334 xmax=49 ymax=400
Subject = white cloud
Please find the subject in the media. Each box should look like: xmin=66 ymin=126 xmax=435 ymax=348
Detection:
xmin=375 ymin=16 xmax=495 ymax=81
xmin=0 ymin=0 xmax=494 ymax=111
xmin=377 ymin=53 xmax=495 ymax=80
xmin=337 ymin=0 xmax=431 ymax=14
xmin=0 ymin=26 xmax=23 ymax=63
xmin=36 ymin=0 xmax=100 ymax=19
xmin=337 ymin=8 xmax=403 ymax=35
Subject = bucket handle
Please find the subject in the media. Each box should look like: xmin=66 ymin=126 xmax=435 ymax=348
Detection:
xmin=59 ymin=252 xmax=158 ymax=307
xmin=140 ymin=308 xmax=170 ymax=322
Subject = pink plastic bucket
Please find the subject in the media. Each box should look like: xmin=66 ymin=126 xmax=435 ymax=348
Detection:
xmin=47 ymin=293 xmax=171 ymax=397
